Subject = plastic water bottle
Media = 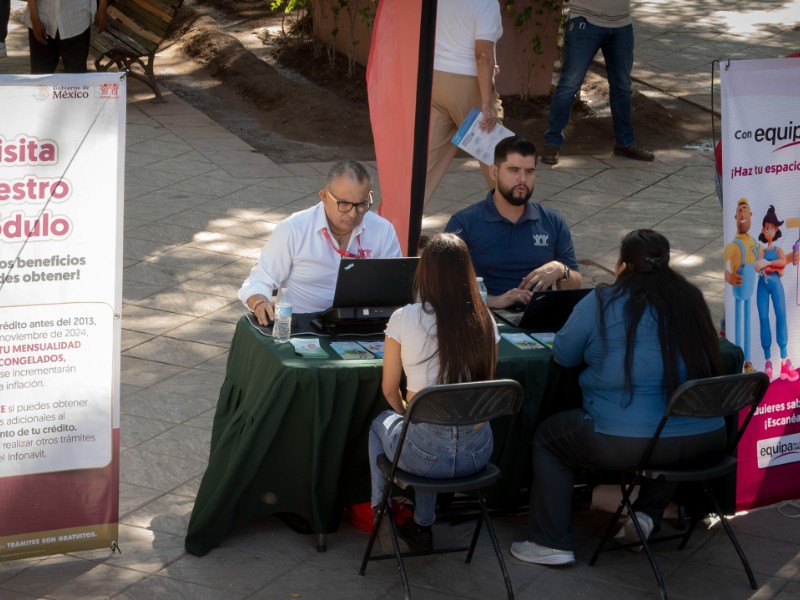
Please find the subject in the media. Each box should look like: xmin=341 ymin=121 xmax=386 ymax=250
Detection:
xmin=272 ymin=288 xmax=292 ymax=343
xmin=476 ymin=277 xmax=488 ymax=304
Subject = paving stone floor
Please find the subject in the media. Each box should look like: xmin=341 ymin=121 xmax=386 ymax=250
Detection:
xmin=1 ymin=1 xmax=799 ymax=598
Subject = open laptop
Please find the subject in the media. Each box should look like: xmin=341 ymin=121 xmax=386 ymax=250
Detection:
xmin=313 ymin=257 xmax=419 ymax=335
xmin=493 ymin=288 xmax=591 ymax=332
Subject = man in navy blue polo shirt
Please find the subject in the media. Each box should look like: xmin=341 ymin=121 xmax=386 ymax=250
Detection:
xmin=444 ymin=135 xmax=581 ymax=308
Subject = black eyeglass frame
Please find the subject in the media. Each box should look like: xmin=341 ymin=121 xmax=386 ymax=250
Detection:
xmin=326 ymin=189 xmax=374 ymax=214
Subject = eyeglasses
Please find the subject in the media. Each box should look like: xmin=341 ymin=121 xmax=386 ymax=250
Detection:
xmin=326 ymin=190 xmax=373 ymax=214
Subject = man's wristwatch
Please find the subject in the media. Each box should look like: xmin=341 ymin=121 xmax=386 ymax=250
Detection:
xmin=561 ymin=265 xmax=570 ymax=281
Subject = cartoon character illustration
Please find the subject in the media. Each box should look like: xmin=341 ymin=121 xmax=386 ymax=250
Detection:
xmin=724 ymin=198 xmax=758 ymax=370
xmin=755 ymin=205 xmax=798 ymax=381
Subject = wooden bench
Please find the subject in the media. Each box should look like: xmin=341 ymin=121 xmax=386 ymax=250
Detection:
xmin=91 ymin=0 xmax=184 ymax=102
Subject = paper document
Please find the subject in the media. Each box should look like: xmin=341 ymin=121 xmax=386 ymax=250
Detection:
xmin=330 ymin=341 xmax=374 ymax=360
xmin=451 ymin=107 xmax=515 ymax=165
xmin=358 ymin=340 xmax=385 ymax=358
xmin=290 ymin=338 xmax=329 ymax=358
xmin=532 ymin=332 xmax=556 ymax=348
xmin=501 ymin=332 xmax=544 ymax=350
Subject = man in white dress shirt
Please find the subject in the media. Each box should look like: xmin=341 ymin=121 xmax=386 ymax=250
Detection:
xmin=23 ymin=0 xmax=107 ymax=73
xmin=240 ymin=160 xmax=403 ymax=324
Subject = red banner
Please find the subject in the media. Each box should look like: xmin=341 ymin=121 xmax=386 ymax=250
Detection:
xmin=367 ymin=0 xmax=423 ymax=255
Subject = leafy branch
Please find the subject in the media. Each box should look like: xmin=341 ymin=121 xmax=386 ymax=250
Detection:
xmin=270 ymin=0 xmax=311 ymax=39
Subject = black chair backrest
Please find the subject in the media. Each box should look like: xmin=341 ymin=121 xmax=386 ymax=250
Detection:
xmin=652 ymin=371 xmax=770 ymax=454
xmin=666 ymin=372 xmax=770 ymax=420
xmin=405 ymin=380 xmax=524 ymax=427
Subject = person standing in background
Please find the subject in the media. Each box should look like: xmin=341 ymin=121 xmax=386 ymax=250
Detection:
xmin=0 ymin=0 xmax=10 ymax=58
xmin=22 ymin=0 xmax=107 ymax=73
xmin=541 ymin=0 xmax=654 ymax=166
xmin=424 ymin=0 xmax=504 ymax=207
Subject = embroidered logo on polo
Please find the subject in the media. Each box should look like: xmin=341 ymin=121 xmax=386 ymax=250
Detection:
xmin=532 ymin=233 xmax=550 ymax=247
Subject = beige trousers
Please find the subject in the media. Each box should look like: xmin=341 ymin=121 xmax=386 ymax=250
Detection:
xmin=424 ymin=70 xmax=503 ymax=207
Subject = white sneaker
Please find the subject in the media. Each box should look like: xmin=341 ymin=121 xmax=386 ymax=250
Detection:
xmin=510 ymin=540 xmax=575 ymax=565
xmin=0 ymin=42 xmax=7 ymax=59
xmin=614 ymin=511 xmax=654 ymax=551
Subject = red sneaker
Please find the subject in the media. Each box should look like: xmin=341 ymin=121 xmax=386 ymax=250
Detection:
xmin=780 ymin=359 xmax=799 ymax=382
xmin=765 ymin=360 xmax=773 ymax=380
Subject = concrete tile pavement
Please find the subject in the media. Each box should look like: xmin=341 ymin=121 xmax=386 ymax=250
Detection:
xmin=630 ymin=0 xmax=800 ymax=112
xmin=3 ymin=1 xmax=800 ymax=598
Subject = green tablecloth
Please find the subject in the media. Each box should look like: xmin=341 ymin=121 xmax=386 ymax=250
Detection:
xmin=185 ymin=316 xmax=743 ymax=556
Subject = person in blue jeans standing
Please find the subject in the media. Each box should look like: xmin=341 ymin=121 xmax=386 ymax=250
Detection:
xmin=541 ymin=0 xmax=654 ymax=166
xmin=756 ymin=205 xmax=798 ymax=381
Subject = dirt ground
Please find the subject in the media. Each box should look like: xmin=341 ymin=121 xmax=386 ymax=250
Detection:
xmin=160 ymin=0 xmax=715 ymax=164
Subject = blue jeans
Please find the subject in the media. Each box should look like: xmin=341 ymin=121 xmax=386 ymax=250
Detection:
xmin=733 ymin=263 xmax=757 ymax=363
xmin=369 ymin=410 xmax=493 ymax=526
xmin=545 ymin=17 xmax=635 ymax=149
xmin=757 ymin=272 xmax=788 ymax=360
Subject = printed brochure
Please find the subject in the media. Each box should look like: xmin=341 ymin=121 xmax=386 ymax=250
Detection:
xmin=452 ymin=107 xmax=515 ymax=165
xmin=532 ymin=332 xmax=556 ymax=348
xmin=329 ymin=341 xmax=375 ymax=360
xmin=501 ymin=332 xmax=544 ymax=350
xmin=289 ymin=338 xmax=329 ymax=358
xmin=358 ymin=340 xmax=385 ymax=359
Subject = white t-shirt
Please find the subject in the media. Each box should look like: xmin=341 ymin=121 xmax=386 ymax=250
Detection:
xmin=433 ymin=0 xmax=503 ymax=77
xmin=238 ymin=202 xmax=402 ymax=314
xmin=385 ymin=302 xmax=500 ymax=394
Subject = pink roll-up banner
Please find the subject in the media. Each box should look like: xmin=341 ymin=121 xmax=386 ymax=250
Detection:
xmin=720 ymin=57 xmax=800 ymax=510
xmin=0 ymin=73 xmax=125 ymax=560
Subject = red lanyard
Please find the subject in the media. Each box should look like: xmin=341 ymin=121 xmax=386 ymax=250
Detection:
xmin=322 ymin=227 xmax=363 ymax=259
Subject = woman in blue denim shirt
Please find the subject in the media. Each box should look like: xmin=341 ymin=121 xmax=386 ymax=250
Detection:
xmin=512 ymin=229 xmax=725 ymax=566
xmin=368 ymin=233 xmax=500 ymax=549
